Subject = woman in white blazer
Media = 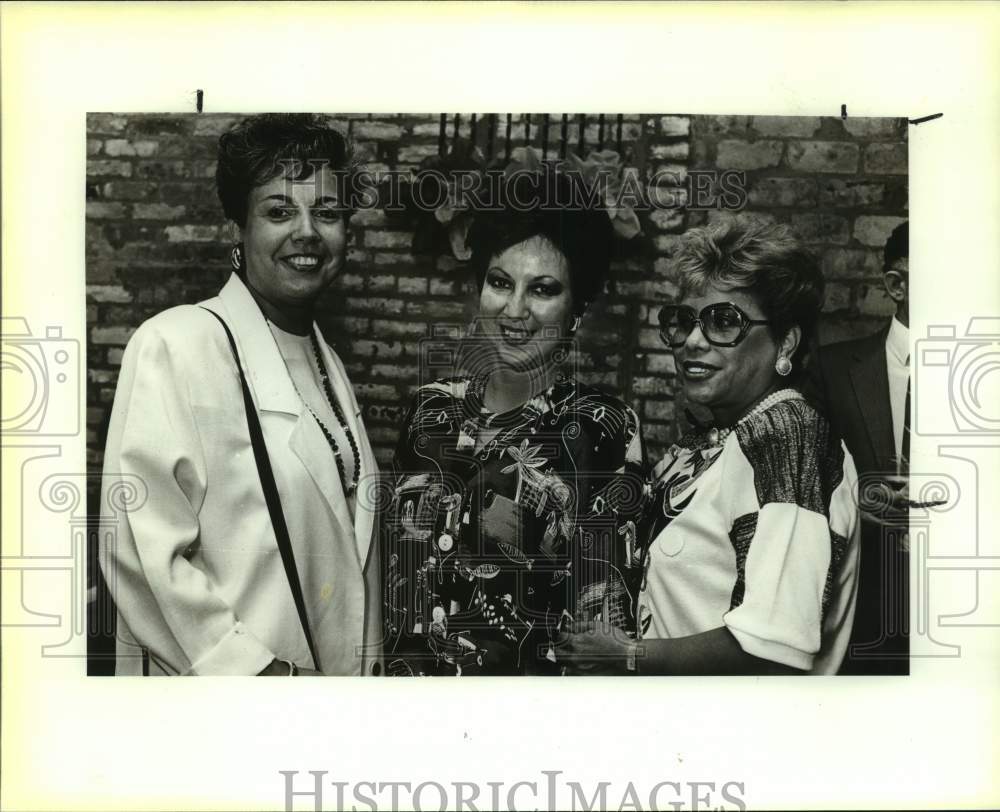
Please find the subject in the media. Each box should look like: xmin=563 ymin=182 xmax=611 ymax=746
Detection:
xmin=100 ymin=114 xmax=381 ymax=676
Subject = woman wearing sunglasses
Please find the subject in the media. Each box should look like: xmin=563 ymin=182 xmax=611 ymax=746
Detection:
xmin=560 ymin=218 xmax=860 ymax=675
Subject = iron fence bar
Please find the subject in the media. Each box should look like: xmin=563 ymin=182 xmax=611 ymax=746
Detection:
xmin=441 ymin=111 xmax=629 ymax=164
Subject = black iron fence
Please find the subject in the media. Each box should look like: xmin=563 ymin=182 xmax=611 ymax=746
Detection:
xmin=436 ymin=113 xmax=631 ymax=160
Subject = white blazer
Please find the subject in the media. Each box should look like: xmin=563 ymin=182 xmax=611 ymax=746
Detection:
xmin=100 ymin=273 xmax=382 ymax=675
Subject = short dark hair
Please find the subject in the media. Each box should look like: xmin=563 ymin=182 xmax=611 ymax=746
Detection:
xmin=671 ymin=216 xmax=824 ymax=373
xmin=883 ymin=220 xmax=908 ymax=271
xmin=216 ymin=113 xmax=358 ymax=228
xmin=466 ymin=170 xmax=614 ymax=316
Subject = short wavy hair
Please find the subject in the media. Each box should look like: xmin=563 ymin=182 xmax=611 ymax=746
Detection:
xmin=671 ymin=216 xmax=824 ymax=372
xmin=216 ymin=113 xmax=358 ymax=228
xmin=883 ymin=220 xmax=908 ymax=271
xmin=466 ymin=170 xmax=615 ymax=316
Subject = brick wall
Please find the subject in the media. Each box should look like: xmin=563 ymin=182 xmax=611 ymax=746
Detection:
xmin=86 ymin=113 xmax=906 ymax=508
xmin=687 ymin=115 xmax=908 ymax=344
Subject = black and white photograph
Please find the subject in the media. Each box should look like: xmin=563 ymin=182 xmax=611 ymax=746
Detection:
xmin=85 ymin=111 xmax=910 ymax=679
xmin=3 ymin=3 xmax=999 ymax=811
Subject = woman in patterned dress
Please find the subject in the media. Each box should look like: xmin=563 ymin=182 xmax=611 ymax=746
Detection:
xmin=561 ymin=218 xmax=861 ymax=675
xmin=383 ymin=172 xmax=644 ymax=675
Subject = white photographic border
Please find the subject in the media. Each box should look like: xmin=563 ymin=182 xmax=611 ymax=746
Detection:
xmin=2 ymin=2 xmax=999 ymax=810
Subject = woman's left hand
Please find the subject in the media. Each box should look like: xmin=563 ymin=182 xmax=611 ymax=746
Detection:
xmin=557 ymin=620 xmax=632 ymax=675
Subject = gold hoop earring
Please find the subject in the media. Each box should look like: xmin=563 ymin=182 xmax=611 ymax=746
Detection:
xmin=230 ymin=243 xmax=244 ymax=272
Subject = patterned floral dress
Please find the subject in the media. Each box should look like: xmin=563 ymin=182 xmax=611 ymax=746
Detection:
xmin=383 ymin=375 xmax=644 ymax=676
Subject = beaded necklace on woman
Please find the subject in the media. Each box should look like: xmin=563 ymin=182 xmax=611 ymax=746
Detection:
xmin=266 ymin=320 xmax=360 ymax=504
xmin=678 ymin=386 xmax=804 ymax=452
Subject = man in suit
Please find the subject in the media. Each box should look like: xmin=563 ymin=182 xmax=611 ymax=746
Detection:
xmin=805 ymin=221 xmax=909 ymax=675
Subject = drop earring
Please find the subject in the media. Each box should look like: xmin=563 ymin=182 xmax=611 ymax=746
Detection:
xmin=775 ymin=356 xmax=792 ymax=377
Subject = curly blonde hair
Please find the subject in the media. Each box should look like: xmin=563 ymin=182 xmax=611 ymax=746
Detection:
xmin=671 ymin=216 xmax=824 ymax=371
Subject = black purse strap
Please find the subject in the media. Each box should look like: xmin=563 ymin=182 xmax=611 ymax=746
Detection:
xmin=202 ymin=307 xmax=321 ymax=672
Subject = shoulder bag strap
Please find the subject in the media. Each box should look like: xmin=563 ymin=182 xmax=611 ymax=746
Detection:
xmin=201 ymin=307 xmax=321 ymax=672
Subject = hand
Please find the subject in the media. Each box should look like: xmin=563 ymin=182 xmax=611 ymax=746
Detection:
xmin=556 ymin=619 xmax=632 ymax=676
xmin=860 ymin=474 xmax=908 ymax=527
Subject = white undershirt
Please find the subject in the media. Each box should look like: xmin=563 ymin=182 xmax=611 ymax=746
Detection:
xmin=885 ymin=316 xmax=910 ymax=466
xmin=268 ymin=322 xmax=357 ymax=518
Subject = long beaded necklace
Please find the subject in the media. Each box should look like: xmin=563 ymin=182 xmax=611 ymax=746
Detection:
xmin=305 ymin=331 xmax=360 ymax=496
xmin=268 ymin=318 xmax=360 ymax=496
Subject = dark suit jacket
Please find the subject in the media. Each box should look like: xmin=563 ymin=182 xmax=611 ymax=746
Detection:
xmin=803 ymin=326 xmax=895 ymax=475
xmin=803 ymin=326 xmax=909 ymax=675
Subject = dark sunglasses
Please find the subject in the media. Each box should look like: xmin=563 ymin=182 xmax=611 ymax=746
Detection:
xmin=657 ymin=302 xmax=771 ymax=348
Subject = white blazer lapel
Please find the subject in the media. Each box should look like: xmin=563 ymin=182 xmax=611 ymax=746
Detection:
xmin=214 ymin=273 xmax=300 ymax=416
xmin=288 ymin=415 xmax=356 ymax=548
xmin=215 ymin=274 xmax=356 ymax=545
xmin=312 ymin=324 xmax=379 ymax=565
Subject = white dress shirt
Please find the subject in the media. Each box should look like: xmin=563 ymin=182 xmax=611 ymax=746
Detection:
xmin=885 ymin=317 xmax=910 ymax=467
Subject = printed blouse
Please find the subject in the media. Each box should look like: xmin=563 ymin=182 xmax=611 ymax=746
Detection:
xmin=383 ymin=375 xmax=644 ymax=676
xmin=635 ymin=393 xmax=861 ymax=674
